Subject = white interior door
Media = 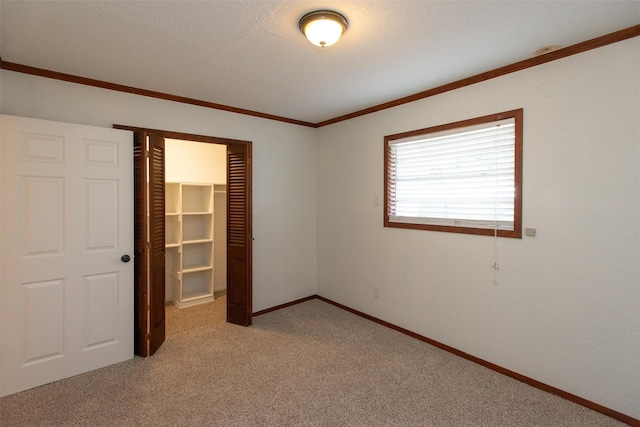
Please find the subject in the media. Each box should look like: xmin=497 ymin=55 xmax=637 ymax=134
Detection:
xmin=0 ymin=115 xmax=134 ymax=396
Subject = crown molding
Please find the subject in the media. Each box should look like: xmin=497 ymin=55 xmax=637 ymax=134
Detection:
xmin=1 ymin=24 xmax=638 ymax=128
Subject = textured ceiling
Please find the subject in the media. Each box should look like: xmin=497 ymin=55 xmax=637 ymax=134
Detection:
xmin=1 ymin=1 xmax=639 ymax=124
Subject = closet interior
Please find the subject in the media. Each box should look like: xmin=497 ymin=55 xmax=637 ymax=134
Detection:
xmin=164 ymin=138 xmax=227 ymax=308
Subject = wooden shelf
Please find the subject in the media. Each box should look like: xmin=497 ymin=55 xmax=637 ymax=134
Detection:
xmin=183 ymin=264 xmax=212 ymax=273
xmin=165 ymin=183 xmax=215 ymax=308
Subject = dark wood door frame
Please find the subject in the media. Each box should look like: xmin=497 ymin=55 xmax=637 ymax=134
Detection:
xmin=115 ymin=124 xmax=253 ymax=357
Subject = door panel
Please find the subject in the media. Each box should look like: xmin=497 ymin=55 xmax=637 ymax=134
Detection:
xmin=227 ymin=143 xmax=252 ymax=326
xmin=133 ymin=132 xmax=148 ymax=356
xmin=148 ymin=133 xmax=166 ymax=355
xmin=132 ymin=132 xmax=165 ymax=357
xmin=23 ymin=279 xmax=64 ymax=362
xmin=1 ymin=115 xmax=134 ymax=396
xmin=23 ymin=176 xmax=64 ymax=255
xmin=84 ymin=272 xmax=120 ymax=347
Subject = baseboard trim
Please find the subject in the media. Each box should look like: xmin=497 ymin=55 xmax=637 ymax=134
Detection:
xmin=254 ymin=294 xmax=639 ymax=426
xmin=252 ymin=295 xmax=317 ymax=317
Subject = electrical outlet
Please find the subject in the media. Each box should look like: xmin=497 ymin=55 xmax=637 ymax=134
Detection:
xmin=374 ymin=286 xmax=381 ymax=299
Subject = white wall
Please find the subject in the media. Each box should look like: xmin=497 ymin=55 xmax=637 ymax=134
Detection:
xmin=316 ymin=38 xmax=640 ymax=419
xmin=165 ymin=138 xmax=226 ymax=184
xmin=0 ymin=71 xmax=318 ymax=312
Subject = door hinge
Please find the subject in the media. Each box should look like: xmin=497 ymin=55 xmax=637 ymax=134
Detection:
xmin=144 ymin=150 xmax=150 ymax=158
xmin=146 ymin=333 xmax=151 ymax=340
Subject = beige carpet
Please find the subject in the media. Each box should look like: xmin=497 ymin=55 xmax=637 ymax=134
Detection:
xmin=165 ymin=290 xmax=227 ymax=337
xmin=0 ymin=298 xmax=625 ymax=426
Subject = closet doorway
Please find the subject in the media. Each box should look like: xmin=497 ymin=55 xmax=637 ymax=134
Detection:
xmin=114 ymin=125 xmax=253 ymax=357
xmin=164 ymin=138 xmax=227 ymax=331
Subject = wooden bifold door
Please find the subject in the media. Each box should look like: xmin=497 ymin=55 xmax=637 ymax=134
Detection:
xmin=133 ymin=131 xmax=166 ymax=356
xmin=125 ymin=126 xmax=253 ymax=357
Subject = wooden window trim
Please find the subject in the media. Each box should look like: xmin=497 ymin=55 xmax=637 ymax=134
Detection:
xmin=384 ymin=109 xmax=523 ymax=238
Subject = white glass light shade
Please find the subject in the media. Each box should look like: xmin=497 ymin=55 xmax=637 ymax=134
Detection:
xmin=303 ymin=19 xmax=343 ymax=47
xmin=299 ymin=10 xmax=348 ymax=47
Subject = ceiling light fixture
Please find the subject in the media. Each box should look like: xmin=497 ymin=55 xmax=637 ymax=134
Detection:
xmin=299 ymin=10 xmax=348 ymax=48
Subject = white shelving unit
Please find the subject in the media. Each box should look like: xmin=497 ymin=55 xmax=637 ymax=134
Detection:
xmin=165 ymin=182 xmax=215 ymax=308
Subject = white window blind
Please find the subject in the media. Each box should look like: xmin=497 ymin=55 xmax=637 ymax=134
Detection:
xmin=387 ymin=118 xmax=516 ymax=230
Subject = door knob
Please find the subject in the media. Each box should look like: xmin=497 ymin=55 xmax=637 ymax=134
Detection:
xmin=121 ymin=254 xmax=131 ymax=263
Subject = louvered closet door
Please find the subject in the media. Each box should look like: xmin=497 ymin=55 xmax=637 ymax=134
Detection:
xmin=132 ymin=131 xmax=165 ymax=357
xmin=148 ymin=133 xmax=166 ymax=354
xmin=133 ymin=132 xmax=147 ymax=356
xmin=227 ymin=143 xmax=252 ymax=326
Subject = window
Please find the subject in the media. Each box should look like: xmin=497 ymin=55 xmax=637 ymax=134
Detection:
xmin=384 ymin=109 xmax=523 ymax=238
